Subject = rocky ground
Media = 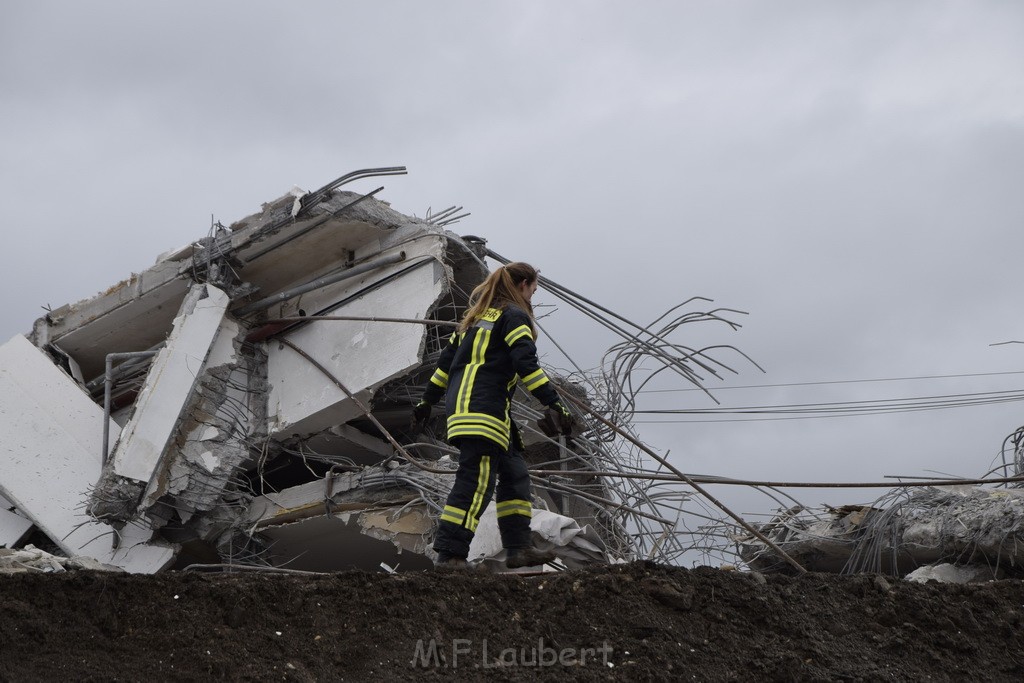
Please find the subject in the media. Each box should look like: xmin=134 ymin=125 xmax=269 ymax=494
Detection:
xmin=1 ymin=562 xmax=1023 ymax=681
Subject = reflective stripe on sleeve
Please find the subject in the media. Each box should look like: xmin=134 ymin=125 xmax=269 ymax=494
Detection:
xmin=522 ymin=368 xmax=550 ymax=391
xmin=504 ymin=324 xmax=533 ymax=347
xmin=429 ymin=368 xmax=449 ymax=389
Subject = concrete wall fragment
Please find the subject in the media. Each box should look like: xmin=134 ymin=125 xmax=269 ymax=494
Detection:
xmin=0 ymin=493 xmax=33 ymax=547
xmin=137 ymin=313 xmax=264 ymax=527
xmin=266 ymin=258 xmax=446 ymax=436
xmin=742 ymin=486 xmax=1024 ymax=575
xmin=0 ymin=334 xmax=174 ymax=572
xmin=109 ymin=283 xmax=230 ymax=483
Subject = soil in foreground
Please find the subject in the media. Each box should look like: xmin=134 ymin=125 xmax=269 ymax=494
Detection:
xmin=1 ymin=562 xmax=1023 ymax=682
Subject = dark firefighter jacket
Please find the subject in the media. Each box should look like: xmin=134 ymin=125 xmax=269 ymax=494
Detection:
xmin=421 ymin=305 xmax=559 ymax=450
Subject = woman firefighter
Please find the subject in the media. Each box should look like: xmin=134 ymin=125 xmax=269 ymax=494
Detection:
xmin=413 ymin=261 xmax=574 ymax=569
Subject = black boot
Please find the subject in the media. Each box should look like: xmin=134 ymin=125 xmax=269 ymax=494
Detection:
xmin=505 ymin=547 xmax=555 ymax=569
xmin=433 ymin=552 xmax=469 ymax=571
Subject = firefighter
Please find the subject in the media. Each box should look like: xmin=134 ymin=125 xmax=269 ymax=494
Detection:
xmin=413 ymin=261 xmax=574 ymax=569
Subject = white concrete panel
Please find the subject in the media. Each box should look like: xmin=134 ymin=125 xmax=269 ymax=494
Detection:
xmin=0 ymin=334 xmax=174 ymax=571
xmin=268 ymin=228 xmax=449 ymax=322
xmin=46 ymin=265 xmax=190 ymax=380
xmin=111 ymin=284 xmax=230 ymax=483
xmin=137 ymin=314 xmax=242 ymax=513
xmin=0 ymin=507 xmax=33 ymax=547
xmin=267 ymin=259 xmax=444 ymax=436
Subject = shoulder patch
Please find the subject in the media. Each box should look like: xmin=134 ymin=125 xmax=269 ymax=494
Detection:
xmin=481 ymin=307 xmax=502 ymax=322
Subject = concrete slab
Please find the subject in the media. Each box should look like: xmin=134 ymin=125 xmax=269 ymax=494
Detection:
xmin=0 ymin=334 xmax=175 ymax=571
xmin=110 ymin=284 xmax=230 ymax=483
xmin=42 ymin=264 xmax=190 ymax=380
xmin=137 ymin=314 xmax=250 ymax=517
xmin=0 ymin=507 xmax=33 ymax=547
xmin=267 ymin=258 xmax=444 ymax=436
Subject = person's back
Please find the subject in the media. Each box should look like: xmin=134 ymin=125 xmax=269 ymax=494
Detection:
xmin=443 ymin=304 xmax=547 ymax=451
xmin=413 ymin=262 xmax=573 ymax=569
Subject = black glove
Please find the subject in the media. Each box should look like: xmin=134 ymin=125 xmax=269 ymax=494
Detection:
xmin=411 ymin=400 xmax=432 ymax=431
xmin=537 ymin=401 xmax=574 ymax=438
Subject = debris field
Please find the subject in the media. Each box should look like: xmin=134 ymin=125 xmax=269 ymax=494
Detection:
xmin=4 ymin=168 xmax=1024 ymax=681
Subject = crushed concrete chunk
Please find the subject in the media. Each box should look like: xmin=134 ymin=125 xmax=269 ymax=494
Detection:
xmin=905 ymin=563 xmax=1002 ymax=584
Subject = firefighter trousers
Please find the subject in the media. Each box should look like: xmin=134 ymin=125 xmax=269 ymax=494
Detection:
xmin=433 ymin=436 xmax=533 ymax=559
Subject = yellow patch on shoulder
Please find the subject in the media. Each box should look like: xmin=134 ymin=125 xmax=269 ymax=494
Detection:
xmin=481 ymin=307 xmax=502 ymax=322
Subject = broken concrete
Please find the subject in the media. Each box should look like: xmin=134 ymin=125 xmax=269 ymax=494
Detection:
xmin=109 ymin=284 xmax=231 ymax=483
xmin=740 ymin=485 xmax=1024 ymax=577
xmin=0 ymin=546 xmax=124 ymax=574
xmin=264 ymin=251 xmax=447 ymax=437
xmin=0 ymin=494 xmax=33 ymax=548
xmin=2 ymin=169 xmax=688 ymax=573
xmin=0 ymin=334 xmax=175 ymax=572
xmin=469 ymin=506 xmax=608 ymax=570
xmin=905 ymin=562 xmax=1002 ymax=584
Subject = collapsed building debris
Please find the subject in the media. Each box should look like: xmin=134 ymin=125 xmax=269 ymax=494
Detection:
xmin=1 ymin=167 xmax=758 ymax=573
xmin=738 ymin=483 xmax=1024 ymax=581
xmin=0 ymin=546 xmax=123 ymax=575
xmin=7 ymin=166 xmax=1015 ymax=582
xmin=731 ymin=420 xmax=1024 ymax=581
xmin=9 ymin=165 xmax=1012 ymax=582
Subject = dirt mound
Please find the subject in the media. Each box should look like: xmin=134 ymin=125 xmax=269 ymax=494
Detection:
xmin=1 ymin=562 xmax=1023 ymax=681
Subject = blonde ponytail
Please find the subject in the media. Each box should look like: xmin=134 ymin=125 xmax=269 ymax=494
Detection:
xmin=458 ymin=262 xmax=538 ymax=333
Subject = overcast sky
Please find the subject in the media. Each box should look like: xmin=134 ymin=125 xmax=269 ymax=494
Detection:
xmin=3 ymin=2 xmax=1023 ymax=543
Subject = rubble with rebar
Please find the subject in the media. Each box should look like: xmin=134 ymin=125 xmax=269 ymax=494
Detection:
xmin=0 ymin=167 xmax=770 ymax=574
xmin=3 ymin=167 xmax=1019 ymax=582
xmin=733 ymin=425 xmax=1024 ymax=580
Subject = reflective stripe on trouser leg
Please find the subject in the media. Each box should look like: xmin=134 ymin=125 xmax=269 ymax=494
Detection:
xmin=432 ymin=437 xmax=499 ymax=558
xmin=495 ymin=446 xmax=533 ymax=550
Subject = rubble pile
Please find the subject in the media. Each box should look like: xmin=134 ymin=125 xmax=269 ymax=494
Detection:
xmin=5 ymin=165 xmax=1018 ymax=588
xmin=0 ymin=546 xmax=122 ymax=574
xmin=2 ymin=168 xmax=716 ymax=575
xmin=741 ymin=485 xmax=1024 ymax=581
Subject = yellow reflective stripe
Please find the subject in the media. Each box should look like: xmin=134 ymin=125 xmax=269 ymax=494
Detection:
xmin=448 ymin=412 xmax=510 ymax=432
xmin=508 ymin=374 xmax=518 ymax=390
xmin=441 ymin=505 xmax=467 ymax=525
xmin=496 ymin=499 xmax=532 ymax=518
xmin=496 ymin=499 xmax=531 ymax=510
xmin=525 ymin=371 xmax=550 ymax=391
xmin=440 ymin=512 xmax=463 ymax=525
xmin=429 ymin=368 xmax=449 ymax=389
xmin=447 ymin=424 xmax=510 ymax=450
xmin=497 ymin=509 xmax=536 ymax=520
xmin=466 ymin=455 xmax=491 ymax=531
xmin=522 ymin=368 xmax=544 ymax=385
xmin=504 ymin=324 xmax=533 ymax=346
xmin=456 ymin=329 xmax=491 ymax=414
xmin=447 ymin=415 xmax=511 ymax=445
xmin=448 ymin=333 xmax=458 ymax=344
xmin=454 ymin=331 xmax=478 ymax=413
